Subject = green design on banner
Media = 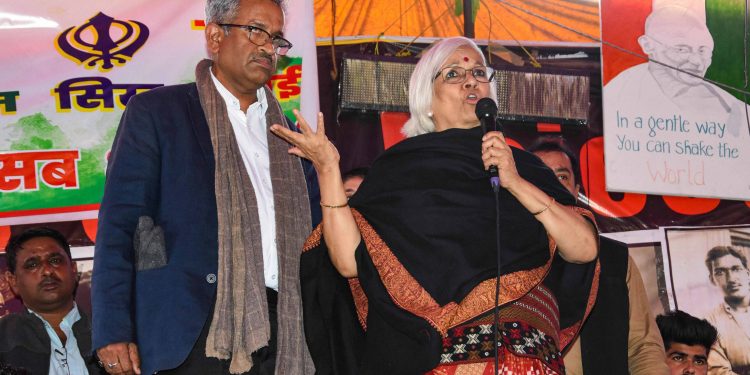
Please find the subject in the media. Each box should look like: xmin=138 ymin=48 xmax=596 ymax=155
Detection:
xmin=1 ymin=113 xmax=112 ymax=212
xmin=705 ymin=0 xmax=750 ymax=104
xmin=1 ymin=58 xmax=304 ymax=218
xmin=10 ymin=113 xmax=69 ymax=150
xmin=274 ymin=55 xmax=303 ymax=120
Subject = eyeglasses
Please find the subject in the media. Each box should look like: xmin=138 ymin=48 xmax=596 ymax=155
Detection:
xmin=434 ymin=66 xmax=495 ymax=84
xmin=218 ymin=23 xmax=293 ymax=56
xmin=647 ymin=37 xmax=712 ymax=61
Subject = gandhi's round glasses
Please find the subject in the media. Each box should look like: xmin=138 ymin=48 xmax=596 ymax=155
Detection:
xmin=647 ymin=37 xmax=712 ymax=61
xmin=434 ymin=66 xmax=495 ymax=84
xmin=218 ymin=23 xmax=293 ymax=56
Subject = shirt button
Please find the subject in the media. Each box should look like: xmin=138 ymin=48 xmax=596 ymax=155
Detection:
xmin=271 ymin=275 xmax=276 ymax=280
xmin=206 ymin=273 xmax=217 ymax=284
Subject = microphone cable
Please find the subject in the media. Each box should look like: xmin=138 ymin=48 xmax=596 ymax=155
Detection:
xmin=475 ymin=97 xmax=504 ymax=373
xmin=492 ymin=176 xmax=502 ymax=374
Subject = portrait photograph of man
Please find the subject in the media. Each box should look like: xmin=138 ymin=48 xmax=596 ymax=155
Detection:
xmin=662 ymin=226 xmax=750 ymax=374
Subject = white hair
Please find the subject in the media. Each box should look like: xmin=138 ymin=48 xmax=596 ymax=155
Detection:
xmin=205 ymin=0 xmax=285 ymax=23
xmin=402 ymin=36 xmax=497 ymax=138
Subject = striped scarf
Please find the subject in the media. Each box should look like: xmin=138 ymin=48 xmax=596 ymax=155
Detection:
xmin=195 ymin=59 xmax=314 ymax=374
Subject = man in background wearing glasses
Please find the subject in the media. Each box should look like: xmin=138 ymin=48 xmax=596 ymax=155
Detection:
xmin=92 ymin=0 xmax=320 ymax=374
xmin=0 ymin=227 xmax=103 ymax=374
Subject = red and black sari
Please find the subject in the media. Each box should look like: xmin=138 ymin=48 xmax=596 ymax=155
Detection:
xmin=301 ymin=127 xmax=599 ymax=375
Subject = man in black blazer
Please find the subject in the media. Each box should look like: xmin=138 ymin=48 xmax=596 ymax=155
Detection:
xmin=92 ymin=0 xmax=320 ymax=374
xmin=1 ymin=227 xmax=103 ymax=374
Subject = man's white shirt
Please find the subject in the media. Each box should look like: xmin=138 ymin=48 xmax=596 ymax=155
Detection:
xmin=210 ymin=72 xmax=279 ymax=290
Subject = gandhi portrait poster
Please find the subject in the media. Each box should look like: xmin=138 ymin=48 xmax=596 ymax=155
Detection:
xmin=600 ymin=0 xmax=750 ymax=200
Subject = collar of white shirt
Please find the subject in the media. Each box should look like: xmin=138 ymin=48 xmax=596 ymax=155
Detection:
xmin=209 ymin=69 xmax=268 ymax=115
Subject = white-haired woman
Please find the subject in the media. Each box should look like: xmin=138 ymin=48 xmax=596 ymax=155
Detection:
xmin=272 ymin=36 xmax=599 ymax=375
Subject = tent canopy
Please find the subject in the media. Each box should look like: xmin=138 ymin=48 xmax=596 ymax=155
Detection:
xmin=313 ymin=0 xmax=600 ymax=45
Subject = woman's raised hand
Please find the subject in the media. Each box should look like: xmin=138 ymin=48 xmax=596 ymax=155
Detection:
xmin=271 ymin=109 xmax=340 ymax=171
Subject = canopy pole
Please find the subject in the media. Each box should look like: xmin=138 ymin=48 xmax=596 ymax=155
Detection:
xmin=463 ymin=0 xmax=475 ymax=38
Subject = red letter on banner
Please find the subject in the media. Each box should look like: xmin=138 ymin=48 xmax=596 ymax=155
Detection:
xmin=269 ymin=65 xmax=302 ymax=99
xmin=39 ymin=150 xmax=80 ymax=189
xmin=0 ymin=151 xmax=40 ymax=191
xmin=662 ymin=195 xmax=720 ymax=215
xmin=579 ymin=137 xmax=646 ymax=218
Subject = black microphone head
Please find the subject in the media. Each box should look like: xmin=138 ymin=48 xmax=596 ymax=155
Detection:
xmin=475 ymin=97 xmax=498 ymax=119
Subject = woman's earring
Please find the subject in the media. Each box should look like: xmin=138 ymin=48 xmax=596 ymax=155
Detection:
xmin=427 ymin=112 xmax=433 ymax=118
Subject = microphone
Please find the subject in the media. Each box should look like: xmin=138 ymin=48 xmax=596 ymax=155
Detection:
xmin=475 ymin=97 xmax=500 ymax=191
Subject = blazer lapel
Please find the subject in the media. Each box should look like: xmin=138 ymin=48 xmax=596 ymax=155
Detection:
xmin=187 ymin=83 xmax=214 ymax=167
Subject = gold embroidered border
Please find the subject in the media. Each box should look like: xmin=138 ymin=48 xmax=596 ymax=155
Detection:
xmin=572 ymin=206 xmax=598 ymax=230
xmin=302 ymin=222 xmax=324 ymax=252
xmin=348 ymin=278 xmax=369 ymax=330
xmin=557 ymin=206 xmax=601 ymax=349
xmin=308 ymin=205 xmax=598 ymax=340
xmin=349 ymin=209 xmax=556 ymax=336
xmin=558 ymin=258 xmax=601 ymax=349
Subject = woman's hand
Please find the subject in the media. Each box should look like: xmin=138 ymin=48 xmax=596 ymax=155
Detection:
xmin=482 ymin=132 xmax=597 ymax=263
xmin=270 ymin=109 xmax=339 ymax=173
xmin=271 ymin=109 xmax=361 ymax=277
xmin=481 ymin=131 xmax=521 ymax=190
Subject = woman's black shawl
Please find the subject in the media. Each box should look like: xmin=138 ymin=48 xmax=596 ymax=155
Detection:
xmin=301 ymin=127 xmax=599 ymax=375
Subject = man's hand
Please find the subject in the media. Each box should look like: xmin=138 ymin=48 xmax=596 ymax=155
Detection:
xmin=97 ymin=342 xmax=141 ymax=375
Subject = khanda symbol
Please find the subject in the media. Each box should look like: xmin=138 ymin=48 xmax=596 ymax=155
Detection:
xmin=55 ymin=12 xmax=149 ymax=72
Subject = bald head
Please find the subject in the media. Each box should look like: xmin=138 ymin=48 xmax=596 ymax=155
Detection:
xmin=638 ymin=6 xmax=714 ymax=86
xmin=644 ymin=6 xmax=712 ymax=41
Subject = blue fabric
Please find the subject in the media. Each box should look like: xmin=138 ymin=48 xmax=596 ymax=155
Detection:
xmin=30 ymin=304 xmax=89 ymax=375
xmin=92 ymin=83 xmax=320 ymax=375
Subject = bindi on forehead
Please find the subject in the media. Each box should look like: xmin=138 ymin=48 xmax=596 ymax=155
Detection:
xmin=463 ymin=56 xmax=469 ymax=62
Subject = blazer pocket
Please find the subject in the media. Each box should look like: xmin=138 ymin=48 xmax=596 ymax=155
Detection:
xmin=134 ymin=216 xmax=168 ymax=271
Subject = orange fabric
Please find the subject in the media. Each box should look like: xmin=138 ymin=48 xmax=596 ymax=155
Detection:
xmin=314 ymin=0 xmax=599 ymax=44
xmin=348 ymin=278 xmax=369 ymax=329
xmin=427 ymin=347 xmax=561 ymax=375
